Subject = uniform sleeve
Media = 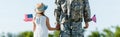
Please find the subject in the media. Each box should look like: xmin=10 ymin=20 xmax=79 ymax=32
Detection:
xmin=83 ymin=0 xmax=91 ymax=23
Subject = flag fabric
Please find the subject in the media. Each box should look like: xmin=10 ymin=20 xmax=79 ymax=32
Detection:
xmin=91 ymin=14 xmax=96 ymax=23
xmin=24 ymin=14 xmax=33 ymax=22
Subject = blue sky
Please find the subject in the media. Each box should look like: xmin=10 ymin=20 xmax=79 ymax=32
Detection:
xmin=0 ymin=0 xmax=120 ymax=37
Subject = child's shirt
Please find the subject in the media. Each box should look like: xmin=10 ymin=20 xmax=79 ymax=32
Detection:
xmin=34 ymin=15 xmax=48 ymax=37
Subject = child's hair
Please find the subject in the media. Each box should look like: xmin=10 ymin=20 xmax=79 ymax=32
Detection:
xmin=36 ymin=12 xmax=46 ymax=16
xmin=40 ymin=12 xmax=45 ymax=16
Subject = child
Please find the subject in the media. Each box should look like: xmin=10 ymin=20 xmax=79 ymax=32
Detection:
xmin=33 ymin=3 xmax=58 ymax=37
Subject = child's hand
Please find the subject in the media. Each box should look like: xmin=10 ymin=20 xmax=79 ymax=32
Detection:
xmin=56 ymin=23 xmax=60 ymax=30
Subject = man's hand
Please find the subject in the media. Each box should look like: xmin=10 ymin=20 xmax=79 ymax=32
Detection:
xmin=84 ymin=22 xmax=89 ymax=29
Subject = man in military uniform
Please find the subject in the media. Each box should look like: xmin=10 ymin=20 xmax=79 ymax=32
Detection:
xmin=54 ymin=0 xmax=91 ymax=37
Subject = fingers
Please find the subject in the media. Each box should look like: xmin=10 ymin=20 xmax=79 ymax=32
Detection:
xmin=55 ymin=23 xmax=60 ymax=30
xmin=84 ymin=25 xmax=89 ymax=29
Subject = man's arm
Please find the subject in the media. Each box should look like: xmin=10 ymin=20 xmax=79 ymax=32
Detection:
xmin=54 ymin=0 xmax=62 ymax=30
xmin=83 ymin=0 xmax=91 ymax=29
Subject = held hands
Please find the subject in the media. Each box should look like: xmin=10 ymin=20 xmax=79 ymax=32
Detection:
xmin=55 ymin=23 xmax=60 ymax=30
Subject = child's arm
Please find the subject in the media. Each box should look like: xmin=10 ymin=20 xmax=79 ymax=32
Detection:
xmin=46 ymin=17 xmax=58 ymax=31
xmin=33 ymin=17 xmax=36 ymax=32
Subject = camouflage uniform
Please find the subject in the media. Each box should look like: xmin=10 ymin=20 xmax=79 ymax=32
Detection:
xmin=54 ymin=0 xmax=91 ymax=37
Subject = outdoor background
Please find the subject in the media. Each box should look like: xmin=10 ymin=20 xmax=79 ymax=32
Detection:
xmin=0 ymin=0 xmax=120 ymax=37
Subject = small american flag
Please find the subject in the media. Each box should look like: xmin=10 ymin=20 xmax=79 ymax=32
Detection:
xmin=24 ymin=14 xmax=33 ymax=22
xmin=91 ymin=14 xmax=96 ymax=23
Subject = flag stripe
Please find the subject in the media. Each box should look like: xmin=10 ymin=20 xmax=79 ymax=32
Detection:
xmin=24 ymin=14 xmax=33 ymax=22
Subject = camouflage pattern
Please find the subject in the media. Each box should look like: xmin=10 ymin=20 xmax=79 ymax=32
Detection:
xmin=54 ymin=0 xmax=91 ymax=37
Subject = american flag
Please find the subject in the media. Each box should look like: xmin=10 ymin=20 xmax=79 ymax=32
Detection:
xmin=24 ymin=14 xmax=33 ymax=22
xmin=91 ymin=14 xmax=96 ymax=23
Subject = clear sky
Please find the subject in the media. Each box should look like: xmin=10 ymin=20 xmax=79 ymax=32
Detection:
xmin=0 ymin=0 xmax=120 ymax=37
